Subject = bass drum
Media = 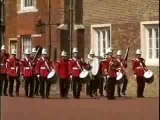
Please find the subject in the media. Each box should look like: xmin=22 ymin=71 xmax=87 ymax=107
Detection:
xmin=80 ymin=69 xmax=90 ymax=84
xmin=91 ymin=57 xmax=100 ymax=76
xmin=144 ymin=70 xmax=154 ymax=84
xmin=116 ymin=71 xmax=124 ymax=84
xmin=47 ymin=69 xmax=58 ymax=84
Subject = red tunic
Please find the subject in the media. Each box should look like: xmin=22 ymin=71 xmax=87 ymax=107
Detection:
xmin=0 ymin=52 xmax=9 ymax=74
xmin=68 ymin=58 xmax=83 ymax=78
xmin=6 ymin=56 xmax=20 ymax=77
xmin=56 ymin=59 xmax=70 ymax=79
xmin=35 ymin=57 xmax=53 ymax=78
xmin=21 ymin=57 xmax=33 ymax=77
xmin=132 ymin=58 xmax=147 ymax=77
xmin=101 ymin=59 xmax=109 ymax=76
xmin=107 ymin=57 xmax=118 ymax=77
xmin=30 ymin=56 xmax=39 ymax=75
xmin=116 ymin=58 xmax=127 ymax=75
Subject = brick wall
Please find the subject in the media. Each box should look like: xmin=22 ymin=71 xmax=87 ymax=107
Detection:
xmin=5 ymin=0 xmax=64 ymax=59
xmin=5 ymin=0 xmax=17 ymax=48
xmin=83 ymin=0 xmax=159 ymax=97
xmin=83 ymin=0 xmax=159 ymax=24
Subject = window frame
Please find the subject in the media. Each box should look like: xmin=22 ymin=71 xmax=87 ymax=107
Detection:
xmin=141 ymin=21 xmax=159 ymax=66
xmin=21 ymin=36 xmax=32 ymax=58
xmin=18 ymin=0 xmax=38 ymax=13
xmin=91 ymin=24 xmax=111 ymax=57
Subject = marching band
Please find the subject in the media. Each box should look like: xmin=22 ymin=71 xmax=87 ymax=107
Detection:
xmin=0 ymin=45 xmax=154 ymax=100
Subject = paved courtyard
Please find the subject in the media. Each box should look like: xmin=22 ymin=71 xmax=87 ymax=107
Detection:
xmin=0 ymin=95 xmax=159 ymax=120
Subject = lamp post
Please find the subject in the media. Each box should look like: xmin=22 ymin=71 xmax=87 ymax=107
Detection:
xmin=0 ymin=0 xmax=5 ymax=47
xmin=68 ymin=0 xmax=74 ymax=58
xmin=48 ymin=0 xmax=51 ymax=59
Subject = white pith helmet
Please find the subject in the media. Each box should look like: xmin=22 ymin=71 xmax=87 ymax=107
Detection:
xmin=89 ymin=49 xmax=95 ymax=55
xmin=42 ymin=48 xmax=47 ymax=55
xmin=108 ymin=47 xmax=113 ymax=53
xmin=32 ymin=47 xmax=37 ymax=53
xmin=11 ymin=49 xmax=16 ymax=55
xmin=24 ymin=48 xmax=31 ymax=55
xmin=72 ymin=47 xmax=78 ymax=53
xmin=61 ymin=50 xmax=67 ymax=56
xmin=1 ymin=45 xmax=5 ymax=50
xmin=136 ymin=49 xmax=141 ymax=55
xmin=105 ymin=49 xmax=109 ymax=55
xmin=117 ymin=50 xmax=122 ymax=56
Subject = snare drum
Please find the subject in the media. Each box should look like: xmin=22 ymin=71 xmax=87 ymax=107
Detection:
xmin=80 ymin=69 xmax=90 ymax=83
xmin=116 ymin=71 xmax=124 ymax=84
xmin=47 ymin=69 xmax=58 ymax=84
xmin=144 ymin=70 xmax=154 ymax=84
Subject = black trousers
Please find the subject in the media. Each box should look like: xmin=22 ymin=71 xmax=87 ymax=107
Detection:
xmin=59 ymin=78 xmax=70 ymax=97
xmin=86 ymin=83 xmax=90 ymax=95
xmin=0 ymin=73 xmax=8 ymax=96
xmin=116 ymin=83 xmax=122 ymax=97
xmin=117 ymin=75 xmax=128 ymax=96
xmin=86 ymin=75 xmax=99 ymax=97
xmin=24 ymin=77 xmax=34 ymax=97
xmin=107 ymin=77 xmax=116 ymax=99
xmin=137 ymin=76 xmax=145 ymax=97
xmin=121 ymin=75 xmax=128 ymax=93
xmin=8 ymin=76 xmax=20 ymax=96
xmin=40 ymin=77 xmax=52 ymax=98
xmin=99 ymin=77 xmax=104 ymax=96
xmin=72 ymin=77 xmax=82 ymax=98
xmin=34 ymin=76 xmax=40 ymax=95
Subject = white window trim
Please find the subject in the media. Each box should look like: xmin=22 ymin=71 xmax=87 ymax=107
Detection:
xmin=21 ymin=36 xmax=32 ymax=57
xmin=8 ymin=38 xmax=18 ymax=55
xmin=141 ymin=21 xmax=159 ymax=66
xmin=91 ymin=24 xmax=112 ymax=57
xmin=18 ymin=0 xmax=38 ymax=14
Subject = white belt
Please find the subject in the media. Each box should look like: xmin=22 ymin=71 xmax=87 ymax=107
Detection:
xmin=25 ymin=67 xmax=30 ymax=70
xmin=40 ymin=67 xmax=46 ymax=70
xmin=73 ymin=67 xmax=79 ymax=70
xmin=136 ymin=67 xmax=143 ymax=69
xmin=11 ymin=67 xmax=15 ymax=70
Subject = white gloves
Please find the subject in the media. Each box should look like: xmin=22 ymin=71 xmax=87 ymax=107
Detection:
xmin=70 ymin=75 xmax=72 ymax=80
xmin=107 ymin=75 xmax=110 ymax=79
xmin=37 ymin=74 xmax=40 ymax=78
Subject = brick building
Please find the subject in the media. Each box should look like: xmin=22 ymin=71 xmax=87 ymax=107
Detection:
xmin=5 ymin=0 xmax=159 ymax=96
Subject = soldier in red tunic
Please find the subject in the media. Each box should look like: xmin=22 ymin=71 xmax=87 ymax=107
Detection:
xmin=116 ymin=50 xmax=128 ymax=97
xmin=0 ymin=45 xmax=9 ymax=96
xmin=30 ymin=47 xmax=40 ymax=96
xmin=56 ymin=51 xmax=70 ymax=98
xmin=101 ymin=51 xmax=110 ymax=97
xmin=68 ymin=47 xmax=84 ymax=99
xmin=132 ymin=49 xmax=147 ymax=98
xmin=99 ymin=52 xmax=109 ymax=97
xmin=102 ymin=48 xmax=118 ymax=100
xmin=6 ymin=49 xmax=20 ymax=97
xmin=36 ymin=48 xmax=53 ymax=99
xmin=21 ymin=49 xmax=34 ymax=97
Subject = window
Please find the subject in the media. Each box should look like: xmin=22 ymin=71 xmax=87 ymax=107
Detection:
xmin=18 ymin=0 xmax=37 ymax=13
xmin=22 ymin=36 xmax=32 ymax=58
xmin=9 ymin=38 xmax=18 ymax=57
xmin=91 ymin=24 xmax=111 ymax=57
xmin=24 ymin=0 xmax=33 ymax=7
xmin=141 ymin=21 xmax=159 ymax=66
